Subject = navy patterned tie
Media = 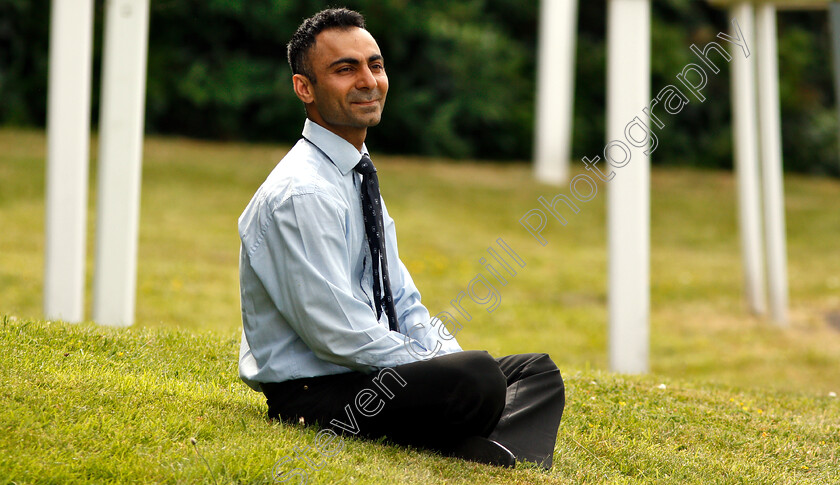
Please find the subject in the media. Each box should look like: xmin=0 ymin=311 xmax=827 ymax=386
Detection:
xmin=355 ymin=154 xmax=400 ymax=333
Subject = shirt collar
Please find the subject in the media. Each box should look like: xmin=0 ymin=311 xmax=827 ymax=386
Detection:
xmin=302 ymin=119 xmax=368 ymax=176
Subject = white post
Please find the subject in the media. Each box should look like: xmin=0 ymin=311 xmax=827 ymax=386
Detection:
xmin=92 ymin=0 xmax=151 ymax=327
xmin=607 ymin=0 xmax=650 ymax=373
xmin=44 ymin=0 xmax=95 ymax=323
xmin=755 ymin=4 xmax=788 ymax=326
xmin=534 ymin=0 xmax=578 ymax=185
xmin=729 ymin=4 xmax=767 ymax=316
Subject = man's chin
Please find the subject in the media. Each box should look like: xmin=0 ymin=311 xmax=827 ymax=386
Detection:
xmin=359 ymin=114 xmax=383 ymax=127
xmin=352 ymin=105 xmax=384 ymax=126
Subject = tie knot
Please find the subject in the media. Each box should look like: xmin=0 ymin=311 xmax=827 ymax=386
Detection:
xmin=354 ymin=154 xmax=377 ymax=175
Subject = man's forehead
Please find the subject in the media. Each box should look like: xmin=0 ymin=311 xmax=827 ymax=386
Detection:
xmin=311 ymin=27 xmax=381 ymax=62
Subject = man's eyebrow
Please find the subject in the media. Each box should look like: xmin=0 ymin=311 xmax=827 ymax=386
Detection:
xmin=328 ymin=57 xmax=360 ymax=68
xmin=328 ymin=54 xmax=384 ymax=69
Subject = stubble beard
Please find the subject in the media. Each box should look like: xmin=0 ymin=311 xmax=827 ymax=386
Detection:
xmin=351 ymin=96 xmax=385 ymax=127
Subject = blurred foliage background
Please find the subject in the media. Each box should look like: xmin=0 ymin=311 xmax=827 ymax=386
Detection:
xmin=0 ymin=0 xmax=837 ymax=174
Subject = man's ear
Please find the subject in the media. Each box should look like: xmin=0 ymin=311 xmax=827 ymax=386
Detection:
xmin=293 ymin=74 xmax=315 ymax=104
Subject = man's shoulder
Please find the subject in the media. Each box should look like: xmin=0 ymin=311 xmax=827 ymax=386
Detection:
xmin=252 ymin=140 xmax=345 ymax=203
xmin=238 ymin=139 xmax=349 ymax=249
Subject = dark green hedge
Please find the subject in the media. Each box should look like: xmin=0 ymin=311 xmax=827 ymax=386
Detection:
xmin=0 ymin=0 xmax=837 ymax=174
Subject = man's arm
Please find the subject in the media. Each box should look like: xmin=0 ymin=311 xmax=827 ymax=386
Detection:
xmin=247 ymin=190 xmax=437 ymax=371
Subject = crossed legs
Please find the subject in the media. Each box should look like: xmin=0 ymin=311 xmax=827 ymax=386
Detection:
xmin=261 ymin=350 xmax=565 ymax=468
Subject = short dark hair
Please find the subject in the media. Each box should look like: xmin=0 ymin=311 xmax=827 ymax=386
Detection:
xmin=287 ymin=8 xmax=366 ymax=83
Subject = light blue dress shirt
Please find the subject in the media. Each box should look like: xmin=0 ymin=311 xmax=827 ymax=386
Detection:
xmin=238 ymin=119 xmax=462 ymax=391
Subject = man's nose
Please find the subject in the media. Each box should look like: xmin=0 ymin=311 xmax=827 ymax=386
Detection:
xmin=356 ymin=65 xmax=377 ymax=90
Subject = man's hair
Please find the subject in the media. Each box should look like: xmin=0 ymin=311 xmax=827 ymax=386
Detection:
xmin=287 ymin=8 xmax=366 ymax=83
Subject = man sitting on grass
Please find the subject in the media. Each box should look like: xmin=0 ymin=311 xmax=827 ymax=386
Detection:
xmin=237 ymin=7 xmax=565 ymax=469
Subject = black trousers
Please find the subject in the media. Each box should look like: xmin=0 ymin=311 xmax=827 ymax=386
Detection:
xmin=261 ymin=351 xmax=565 ymax=468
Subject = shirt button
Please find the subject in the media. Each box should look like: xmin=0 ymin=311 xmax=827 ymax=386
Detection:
xmin=303 ymin=385 xmax=309 ymax=391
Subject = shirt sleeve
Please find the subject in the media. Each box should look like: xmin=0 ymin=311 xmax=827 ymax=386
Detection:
xmin=247 ymin=190 xmax=443 ymax=372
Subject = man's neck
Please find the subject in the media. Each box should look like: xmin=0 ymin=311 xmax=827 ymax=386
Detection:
xmin=308 ymin=117 xmax=367 ymax=152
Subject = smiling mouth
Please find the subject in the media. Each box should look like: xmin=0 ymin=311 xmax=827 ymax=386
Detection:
xmin=352 ymin=100 xmax=378 ymax=106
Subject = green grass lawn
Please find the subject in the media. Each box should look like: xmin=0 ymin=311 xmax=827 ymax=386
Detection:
xmin=2 ymin=128 xmax=840 ymax=483
xmin=2 ymin=317 xmax=838 ymax=484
